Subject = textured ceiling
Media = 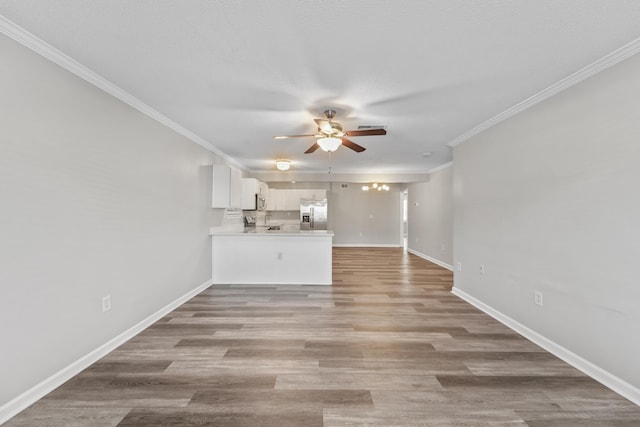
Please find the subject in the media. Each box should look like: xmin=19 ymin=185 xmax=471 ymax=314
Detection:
xmin=2 ymin=1 xmax=640 ymax=180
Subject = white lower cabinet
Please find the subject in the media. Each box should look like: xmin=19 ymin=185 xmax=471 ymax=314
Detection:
xmin=211 ymin=232 xmax=334 ymax=285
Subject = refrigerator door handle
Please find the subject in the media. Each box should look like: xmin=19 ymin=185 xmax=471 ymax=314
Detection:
xmin=310 ymin=207 xmax=314 ymax=229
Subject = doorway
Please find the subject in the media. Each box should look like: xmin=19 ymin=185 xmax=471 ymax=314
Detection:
xmin=401 ymin=189 xmax=408 ymax=251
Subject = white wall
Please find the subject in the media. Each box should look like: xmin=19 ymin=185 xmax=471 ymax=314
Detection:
xmin=329 ymin=183 xmax=402 ymax=246
xmin=0 ymin=34 xmax=223 ymax=409
xmin=453 ymin=51 xmax=640 ymax=392
xmin=407 ymin=165 xmax=453 ymax=267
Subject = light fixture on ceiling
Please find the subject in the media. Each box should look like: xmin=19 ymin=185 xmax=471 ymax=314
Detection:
xmin=275 ymin=159 xmax=291 ymax=171
xmin=317 ymin=137 xmax=342 ymax=152
xmin=362 ymin=183 xmax=390 ymax=191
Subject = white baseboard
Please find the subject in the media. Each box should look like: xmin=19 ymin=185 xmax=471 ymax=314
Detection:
xmin=451 ymin=287 xmax=640 ymax=406
xmin=0 ymin=279 xmax=213 ymax=425
xmin=407 ymin=249 xmax=454 ymax=271
xmin=333 ymin=244 xmax=401 ymax=248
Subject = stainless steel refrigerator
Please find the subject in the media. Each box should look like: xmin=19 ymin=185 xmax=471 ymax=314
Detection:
xmin=300 ymin=199 xmax=327 ymax=230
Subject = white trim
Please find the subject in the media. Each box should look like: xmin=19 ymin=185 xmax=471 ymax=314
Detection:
xmin=407 ymin=249 xmax=454 ymax=271
xmin=448 ymin=36 xmax=640 ymax=148
xmin=426 ymin=161 xmax=453 ymax=174
xmin=0 ymin=279 xmax=213 ymax=425
xmin=0 ymin=16 xmax=243 ymax=170
xmin=451 ymin=287 xmax=640 ymax=406
xmin=332 ymin=243 xmax=401 ymax=248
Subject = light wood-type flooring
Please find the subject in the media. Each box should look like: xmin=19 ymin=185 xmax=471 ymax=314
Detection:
xmin=7 ymin=247 xmax=640 ymax=426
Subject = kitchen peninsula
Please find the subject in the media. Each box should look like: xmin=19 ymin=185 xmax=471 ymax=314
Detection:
xmin=209 ymin=226 xmax=334 ymax=285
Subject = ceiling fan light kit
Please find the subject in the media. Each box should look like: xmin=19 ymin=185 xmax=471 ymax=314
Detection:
xmin=275 ymin=159 xmax=291 ymax=171
xmin=317 ymin=137 xmax=342 ymax=152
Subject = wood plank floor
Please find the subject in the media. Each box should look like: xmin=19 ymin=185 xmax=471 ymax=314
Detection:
xmin=7 ymin=248 xmax=640 ymax=426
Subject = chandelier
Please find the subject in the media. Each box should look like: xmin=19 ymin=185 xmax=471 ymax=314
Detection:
xmin=362 ymin=183 xmax=390 ymax=191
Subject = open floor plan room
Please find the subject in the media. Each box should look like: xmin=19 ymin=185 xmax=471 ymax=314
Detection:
xmin=6 ymin=248 xmax=639 ymax=426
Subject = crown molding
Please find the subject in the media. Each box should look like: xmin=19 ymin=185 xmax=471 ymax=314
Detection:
xmin=448 ymin=35 xmax=640 ymax=148
xmin=249 ymin=170 xmax=431 ymax=183
xmin=0 ymin=15 xmax=244 ymax=170
xmin=426 ymin=161 xmax=453 ymax=174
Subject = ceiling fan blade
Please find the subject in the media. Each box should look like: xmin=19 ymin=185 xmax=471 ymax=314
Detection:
xmin=345 ymin=129 xmax=387 ymax=137
xmin=273 ymin=134 xmax=317 ymax=139
xmin=314 ymin=119 xmax=333 ymax=134
xmin=304 ymin=142 xmax=320 ymax=154
xmin=341 ymin=138 xmax=366 ymax=153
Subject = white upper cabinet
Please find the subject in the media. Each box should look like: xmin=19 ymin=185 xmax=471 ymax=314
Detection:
xmin=265 ymin=189 xmax=327 ymax=211
xmin=242 ymin=178 xmax=260 ymax=210
xmin=259 ymin=181 xmax=268 ymax=196
xmin=299 ymin=189 xmax=327 ymax=200
xmin=283 ymin=189 xmax=302 ymax=211
xmin=212 ymin=165 xmax=242 ymax=209
xmin=266 ymin=188 xmax=278 ymax=211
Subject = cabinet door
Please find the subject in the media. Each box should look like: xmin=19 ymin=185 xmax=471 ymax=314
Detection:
xmin=212 ymin=165 xmax=242 ymax=209
xmin=242 ymin=178 xmax=259 ymax=210
xmin=311 ymin=189 xmax=327 ymax=200
xmin=266 ymin=188 xmax=278 ymax=211
xmin=276 ymin=189 xmax=288 ymax=211
xmin=229 ymin=168 xmax=243 ymax=209
xmin=297 ymin=189 xmax=326 ymax=201
xmin=298 ymin=189 xmax=312 ymax=201
xmin=259 ymin=181 xmax=268 ymax=196
xmin=285 ymin=189 xmax=303 ymax=210
xmin=212 ymin=165 xmax=231 ymax=208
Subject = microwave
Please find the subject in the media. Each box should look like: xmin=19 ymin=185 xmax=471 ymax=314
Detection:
xmin=256 ymin=194 xmax=266 ymax=211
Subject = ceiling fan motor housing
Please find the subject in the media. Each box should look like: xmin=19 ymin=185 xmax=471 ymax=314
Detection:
xmin=323 ymin=109 xmax=336 ymax=120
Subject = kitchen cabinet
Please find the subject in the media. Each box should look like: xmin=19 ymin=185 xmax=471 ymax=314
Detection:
xmin=266 ymin=188 xmax=278 ymax=211
xmin=242 ymin=178 xmax=260 ymax=210
xmin=242 ymin=178 xmax=268 ymax=210
xmin=300 ymin=189 xmax=326 ymax=200
xmin=210 ymin=228 xmax=334 ymax=285
xmin=265 ymin=188 xmax=292 ymax=211
xmin=212 ymin=164 xmax=242 ymax=209
xmin=265 ymin=189 xmax=327 ymax=211
xmin=259 ymin=181 xmax=268 ymax=196
xmin=282 ymin=189 xmax=301 ymax=211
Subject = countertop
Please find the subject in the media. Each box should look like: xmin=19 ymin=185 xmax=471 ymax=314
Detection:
xmin=209 ymin=225 xmax=334 ymax=237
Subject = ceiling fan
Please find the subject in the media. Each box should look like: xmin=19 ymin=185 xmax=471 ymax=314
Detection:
xmin=273 ymin=109 xmax=387 ymax=154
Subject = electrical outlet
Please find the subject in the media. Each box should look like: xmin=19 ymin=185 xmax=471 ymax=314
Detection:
xmin=534 ymin=290 xmax=543 ymax=307
xmin=102 ymin=295 xmax=111 ymax=312
xmin=479 ymin=265 xmax=485 ymax=275
xmin=456 ymin=261 xmax=462 ymax=272
xmin=441 ymin=244 xmax=445 ymax=253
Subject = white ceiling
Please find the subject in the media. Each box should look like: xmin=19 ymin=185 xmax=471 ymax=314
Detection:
xmin=2 ymin=1 xmax=640 ymax=181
